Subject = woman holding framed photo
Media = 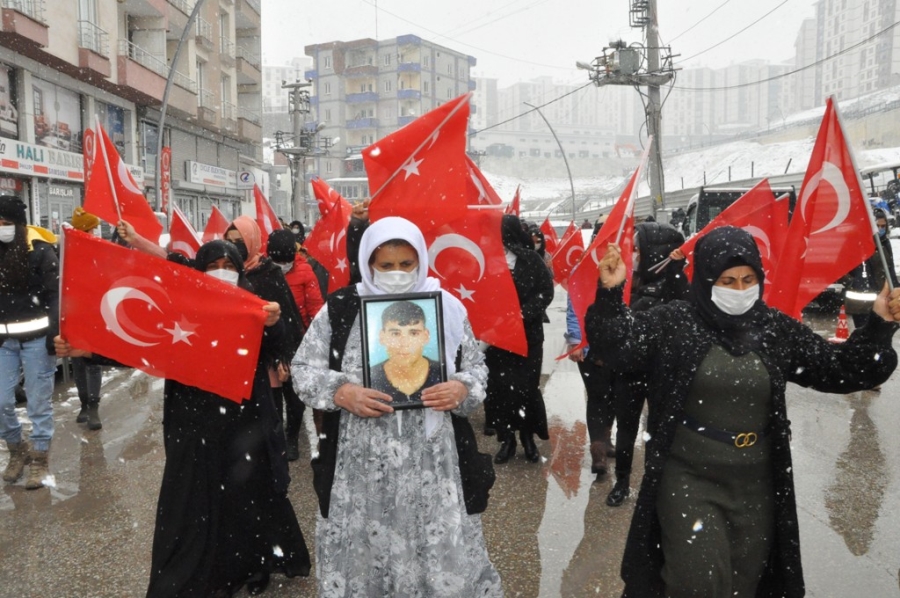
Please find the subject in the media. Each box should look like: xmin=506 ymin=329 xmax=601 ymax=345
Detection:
xmin=291 ymin=217 xmax=502 ymax=597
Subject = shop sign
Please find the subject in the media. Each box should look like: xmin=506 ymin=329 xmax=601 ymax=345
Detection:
xmin=0 ymin=139 xmax=84 ymax=181
xmin=187 ymin=161 xmax=237 ymax=189
xmin=49 ymin=185 xmax=75 ymax=197
xmin=0 ymin=176 xmax=21 ymax=191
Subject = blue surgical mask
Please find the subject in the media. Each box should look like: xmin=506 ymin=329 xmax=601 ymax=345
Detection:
xmin=878 ymin=227 xmax=887 ymax=238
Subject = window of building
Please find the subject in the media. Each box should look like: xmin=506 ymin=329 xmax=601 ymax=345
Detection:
xmin=424 ymin=56 xmax=430 ymax=68
xmin=324 ymin=108 xmax=331 ymax=122
xmin=423 ymin=81 xmax=429 ymax=93
xmin=324 ymin=56 xmax=332 ymax=69
xmin=383 ymin=53 xmax=392 ymax=66
xmin=447 ymin=64 xmax=452 ymax=75
xmin=447 ymin=87 xmax=452 ymax=99
xmin=324 ymin=82 xmax=331 ymax=96
xmin=384 ymin=79 xmax=393 ymax=92
xmin=325 ymin=161 xmax=333 ymax=173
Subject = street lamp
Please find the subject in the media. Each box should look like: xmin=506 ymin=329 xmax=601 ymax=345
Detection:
xmin=523 ymin=102 xmax=576 ymax=223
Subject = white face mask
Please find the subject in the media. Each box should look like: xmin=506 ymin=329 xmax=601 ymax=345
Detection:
xmin=291 ymin=228 xmax=300 ymax=234
xmin=206 ymin=268 xmax=240 ymax=286
xmin=711 ymin=284 xmax=759 ymax=316
xmin=373 ymin=268 xmax=418 ymax=294
xmin=505 ymin=249 xmax=517 ymax=269
xmin=277 ymin=262 xmax=293 ymax=274
xmin=0 ymin=224 xmax=15 ymax=243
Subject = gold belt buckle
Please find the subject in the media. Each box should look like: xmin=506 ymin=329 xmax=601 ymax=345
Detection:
xmin=734 ymin=432 xmax=758 ymax=449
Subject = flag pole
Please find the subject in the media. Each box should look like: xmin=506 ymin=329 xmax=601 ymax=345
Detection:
xmin=614 ymin=136 xmax=653 ymax=246
xmin=833 ymin=99 xmax=894 ymax=292
xmin=95 ymin=114 xmax=123 ymax=223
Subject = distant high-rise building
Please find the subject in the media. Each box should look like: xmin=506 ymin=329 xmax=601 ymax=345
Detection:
xmin=304 ymin=34 xmax=475 ymax=197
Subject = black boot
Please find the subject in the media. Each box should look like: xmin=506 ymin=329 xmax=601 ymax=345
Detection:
xmin=285 ymin=432 xmax=300 ymax=462
xmin=246 ymin=571 xmax=270 ymax=595
xmin=494 ymin=433 xmax=517 ymax=464
xmin=85 ymin=402 xmax=102 ymax=430
xmin=521 ymin=431 xmax=540 ymax=463
xmin=606 ymin=475 xmax=630 ymax=507
xmin=76 ymin=401 xmax=89 ymax=424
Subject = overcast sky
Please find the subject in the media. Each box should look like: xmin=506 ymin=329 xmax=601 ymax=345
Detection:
xmin=261 ymin=0 xmax=819 ymax=86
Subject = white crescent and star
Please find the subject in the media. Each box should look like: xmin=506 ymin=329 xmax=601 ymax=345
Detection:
xmin=428 ymin=234 xmax=486 ymax=283
xmin=741 ymin=225 xmax=771 ymax=258
xmin=100 ymin=287 xmax=165 ymax=347
xmin=401 ymin=156 xmax=423 ymax=180
xmin=170 ymin=241 xmax=197 ymax=259
xmin=566 ymin=246 xmax=583 ymax=266
xmin=116 ymin=160 xmax=144 ymax=195
xmin=100 ymin=282 xmax=198 ymax=347
xmin=799 ymin=160 xmax=852 ymax=235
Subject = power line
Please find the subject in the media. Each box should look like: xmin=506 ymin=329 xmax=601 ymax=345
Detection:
xmin=471 ymin=82 xmax=594 ymax=135
xmin=360 ymin=0 xmax=574 ymax=71
xmin=679 ymin=0 xmax=790 ymax=64
xmin=673 ymin=19 xmax=900 ymax=92
xmin=669 ymin=0 xmax=735 ymax=43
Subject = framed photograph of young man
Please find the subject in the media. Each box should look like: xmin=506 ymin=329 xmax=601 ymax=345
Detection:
xmin=360 ymin=291 xmax=447 ymax=410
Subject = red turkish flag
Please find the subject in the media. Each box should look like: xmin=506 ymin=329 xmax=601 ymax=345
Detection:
xmin=679 ymin=180 xmax=789 ymax=302
xmin=541 ymin=217 xmax=560 ymax=257
xmin=562 ymin=142 xmax=651 ymax=357
xmin=83 ymin=122 xmax=162 ymax=243
xmin=60 ymin=229 xmax=268 ymax=402
xmin=168 ymin=205 xmax=201 ymax=259
xmin=504 ymin=186 xmax=521 ymax=216
xmin=465 ymin=156 xmax=503 ymax=206
xmin=551 ymin=222 xmax=583 ymax=289
xmin=253 ymin=185 xmax=280 ymax=253
xmin=310 ymin=176 xmax=353 ymax=218
xmin=202 ymin=205 xmax=230 ymax=243
xmin=768 ymin=97 xmax=876 ymax=318
xmin=305 ymin=193 xmax=351 ymax=293
xmin=425 ymin=209 xmax=528 ymax=356
xmin=364 ymin=93 xmax=471 ymax=232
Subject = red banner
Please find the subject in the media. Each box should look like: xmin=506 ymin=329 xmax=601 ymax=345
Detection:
xmin=160 ymin=146 xmax=172 ymax=214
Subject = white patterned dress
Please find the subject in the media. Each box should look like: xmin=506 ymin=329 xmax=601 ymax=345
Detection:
xmin=292 ymin=306 xmax=504 ymax=598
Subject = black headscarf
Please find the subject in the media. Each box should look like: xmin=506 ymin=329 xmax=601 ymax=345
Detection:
xmin=691 ymin=226 xmax=767 ymax=356
xmin=191 ymin=240 xmax=254 ymax=293
xmin=501 ymin=214 xmax=533 ymax=255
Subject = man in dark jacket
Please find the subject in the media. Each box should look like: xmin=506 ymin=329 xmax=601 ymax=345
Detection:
xmin=844 ymin=207 xmax=898 ymax=327
xmin=0 ymin=196 xmax=59 ymax=489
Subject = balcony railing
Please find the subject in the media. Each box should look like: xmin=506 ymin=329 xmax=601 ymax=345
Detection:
xmin=199 ymin=89 xmax=215 ymax=109
xmin=78 ymin=20 xmax=109 ymax=58
xmin=219 ymin=36 xmax=235 ymax=60
xmin=167 ymin=0 xmax=196 ymax=16
xmin=238 ymin=106 xmax=260 ymax=124
xmin=1 ymin=0 xmax=46 ymax=24
xmin=195 ymin=16 xmax=213 ymax=46
xmin=118 ymin=39 xmax=197 ymax=93
xmin=221 ymin=100 xmax=236 ymax=120
xmin=236 ymin=45 xmax=260 ymax=69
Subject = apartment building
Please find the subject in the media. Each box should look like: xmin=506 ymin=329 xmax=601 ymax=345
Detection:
xmin=0 ymin=0 xmax=264 ymax=233
xmin=304 ymin=34 xmax=476 ymax=196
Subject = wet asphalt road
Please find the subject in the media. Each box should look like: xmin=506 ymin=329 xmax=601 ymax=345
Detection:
xmin=1 ymin=291 xmax=899 ymax=597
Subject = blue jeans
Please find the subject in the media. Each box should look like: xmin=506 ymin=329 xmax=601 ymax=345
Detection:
xmin=0 ymin=337 xmax=56 ymax=451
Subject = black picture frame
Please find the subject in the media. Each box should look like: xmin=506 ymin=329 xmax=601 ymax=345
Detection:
xmin=360 ymin=291 xmax=447 ymax=410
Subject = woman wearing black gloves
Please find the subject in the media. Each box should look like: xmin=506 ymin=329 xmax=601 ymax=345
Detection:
xmin=586 ymin=226 xmax=900 ymax=598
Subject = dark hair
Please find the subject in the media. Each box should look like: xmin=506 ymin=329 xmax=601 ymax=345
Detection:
xmin=368 ymin=239 xmax=415 ymax=266
xmin=381 ymin=301 xmax=426 ymax=329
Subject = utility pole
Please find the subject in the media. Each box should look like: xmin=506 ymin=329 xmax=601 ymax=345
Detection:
xmin=277 ymin=81 xmax=312 ymax=224
xmin=577 ymin=0 xmax=675 ymax=219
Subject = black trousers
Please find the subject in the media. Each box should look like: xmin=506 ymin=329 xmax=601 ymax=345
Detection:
xmin=576 ymin=359 xmax=616 ymax=442
xmin=282 ymin=381 xmax=306 ymax=439
xmin=72 ymin=357 xmax=102 ymax=405
xmin=613 ymin=372 xmax=649 ymax=478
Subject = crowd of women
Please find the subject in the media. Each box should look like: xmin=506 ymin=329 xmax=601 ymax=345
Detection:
xmin=5 ymin=189 xmax=900 ymax=597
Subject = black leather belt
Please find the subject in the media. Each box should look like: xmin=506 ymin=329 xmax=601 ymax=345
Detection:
xmin=681 ymin=413 xmax=770 ymax=449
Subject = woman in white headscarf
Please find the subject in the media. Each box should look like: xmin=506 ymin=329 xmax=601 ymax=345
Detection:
xmin=291 ymin=216 xmax=503 ymax=598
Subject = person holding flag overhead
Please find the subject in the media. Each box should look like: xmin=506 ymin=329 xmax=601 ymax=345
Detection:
xmin=587 ymin=226 xmax=900 ymax=598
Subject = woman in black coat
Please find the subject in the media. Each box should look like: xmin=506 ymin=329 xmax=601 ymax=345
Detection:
xmin=485 ymin=215 xmax=554 ymax=464
xmin=56 ymin=241 xmax=311 ymax=597
xmin=586 ymin=226 xmax=900 ymax=598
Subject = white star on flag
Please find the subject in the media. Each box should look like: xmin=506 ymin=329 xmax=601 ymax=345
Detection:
xmin=401 ymin=156 xmax=423 ymax=180
xmin=336 ymin=258 xmax=348 ymax=272
xmin=455 ymin=284 xmax=475 ymax=301
xmin=164 ymin=319 xmax=197 ymax=345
